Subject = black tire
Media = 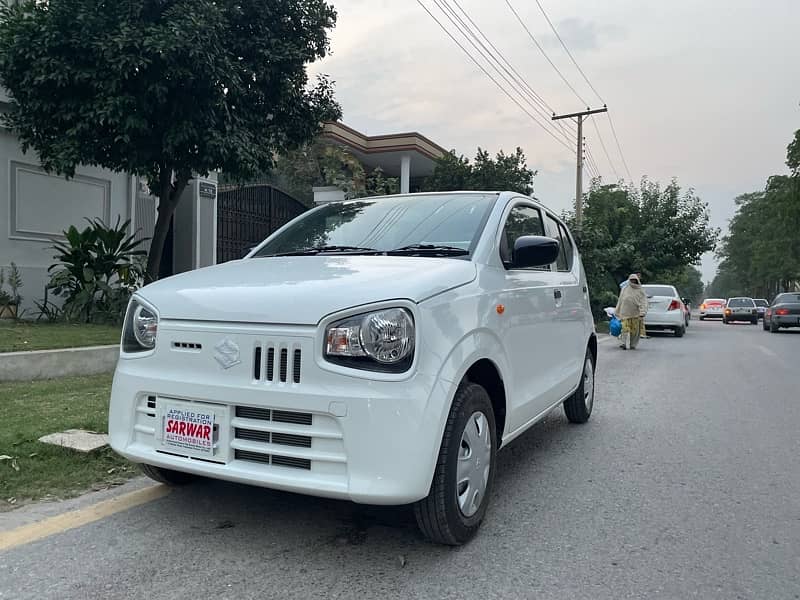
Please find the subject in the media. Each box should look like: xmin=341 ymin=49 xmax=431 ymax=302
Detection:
xmin=751 ymin=318 xmax=757 ymax=325
xmin=414 ymin=383 xmax=497 ymax=545
xmin=674 ymin=326 xmax=686 ymax=338
xmin=770 ymin=320 xmax=780 ymax=333
xmin=564 ymin=350 xmax=595 ymax=424
xmin=762 ymin=319 xmax=769 ymax=331
xmin=723 ymin=318 xmax=728 ymax=324
xmin=139 ymin=463 xmax=196 ymax=485
xmin=699 ymin=316 xmax=705 ymax=321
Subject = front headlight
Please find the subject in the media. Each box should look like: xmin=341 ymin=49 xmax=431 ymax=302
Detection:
xmin=325 ymin=308 xmax=415 ymax=372
xmin=122 ymin=299 xmax=158 ymax=352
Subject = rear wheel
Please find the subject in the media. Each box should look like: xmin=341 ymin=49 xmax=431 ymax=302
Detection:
xmin=564 ymin=350 xmax=595 ymax=424
xmin=770 ymin=320 xmax=780 ymax=333
xmin=751 ymin=318 xmax=757 ymax=325
xmin=762 ymin=319 xmax=769 ymax=331
xmin=674 ymin=326 xmax=686 ymax=337
xmin=139 ymin=463 xmax=197 ymax=485
xmin=699 ymin=316 xmax=705 ymax=321
xmin=414 ymin=382 xmax=497 ymax=545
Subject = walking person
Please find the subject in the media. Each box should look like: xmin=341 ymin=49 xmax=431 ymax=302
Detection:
xmin=615 ymin=273 xmax=648 ymax=350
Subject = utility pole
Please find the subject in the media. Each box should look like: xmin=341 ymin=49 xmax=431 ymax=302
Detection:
xmin=552 ymin=105 xmax=608 ymax=227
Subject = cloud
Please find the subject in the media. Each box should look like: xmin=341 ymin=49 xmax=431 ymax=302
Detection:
xmin=540 ymin=17 xmax=627 ymax=52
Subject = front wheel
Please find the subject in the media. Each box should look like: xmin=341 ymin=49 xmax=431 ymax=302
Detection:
xmin=414 ymin=383 xmax=497 ymax=545
xmin=564 ymin=350 xmax=595 ymax=424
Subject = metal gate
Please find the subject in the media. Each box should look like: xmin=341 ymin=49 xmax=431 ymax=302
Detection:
xmin=216 ymin=183 xmax=307 ymax=263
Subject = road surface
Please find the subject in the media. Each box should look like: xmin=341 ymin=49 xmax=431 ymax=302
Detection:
xmin=2 ymin=320 xmax=799 ymax=599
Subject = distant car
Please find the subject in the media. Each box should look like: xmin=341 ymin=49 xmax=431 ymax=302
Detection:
xmin=643 ymin=284 xmax=686 ymax=337
xmin=698 ymin=298 xmax=725 ymax=320
xmin=723 ymin=297 xmax=758 ymax=324
xmin=753 ymin=298 xmax=769 ymax=319
xmin=763 ymin=292 xmax=800 ymax=333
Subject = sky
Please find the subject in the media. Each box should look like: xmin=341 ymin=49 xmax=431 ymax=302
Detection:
xmin=309 ymin=0 xmax=800 ymax=282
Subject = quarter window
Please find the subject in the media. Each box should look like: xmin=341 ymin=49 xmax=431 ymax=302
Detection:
xmin=558 ymin=223 xmax=574 ymax=271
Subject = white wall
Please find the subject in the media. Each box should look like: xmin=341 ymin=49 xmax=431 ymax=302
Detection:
xmin=0 ymin=130 xmax=133 ymax=314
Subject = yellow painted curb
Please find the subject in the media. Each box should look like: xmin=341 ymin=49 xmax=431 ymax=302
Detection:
xmin=0 ymin=485 xmax=170 ymax=552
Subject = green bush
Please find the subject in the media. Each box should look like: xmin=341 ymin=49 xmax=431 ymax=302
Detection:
xmin=47 ymin=217 xmax=147 ymax=324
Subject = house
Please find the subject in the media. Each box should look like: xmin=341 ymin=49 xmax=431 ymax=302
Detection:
xmin=315 ymin=122 xmax=446 ymax=203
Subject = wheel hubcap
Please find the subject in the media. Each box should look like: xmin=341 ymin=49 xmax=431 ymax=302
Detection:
xmin=456 ymin=411 xmax=492 ymax=518
xmin=583 ymin=358 xmax=594 ymax=412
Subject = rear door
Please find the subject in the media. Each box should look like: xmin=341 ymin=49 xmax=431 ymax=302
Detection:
xmin=542 ymin=213 xmax=584 ymax=398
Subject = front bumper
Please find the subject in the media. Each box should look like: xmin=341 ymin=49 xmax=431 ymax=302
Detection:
xmin=109 ymin=320 xmax=447 ymax=505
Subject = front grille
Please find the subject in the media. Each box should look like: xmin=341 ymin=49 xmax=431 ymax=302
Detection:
xmin=272 ymin=410 xmax=312 ymax=426
xmin=253 ymin=343 xmax=301 ymax=384
xmin=234 ymin=449 xmax=311 ymax=470
xmin=271 ymin=432 xmax=312 ymax=448
xmin=235 ymin=406 xmax=271 ymax=420
xmin=234 ymin=428 xmax=270 ymax=443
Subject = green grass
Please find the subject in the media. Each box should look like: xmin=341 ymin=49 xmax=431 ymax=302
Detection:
xmin=0 ymin=321 xmax=120 ymax=353
xmin=0 ymin=374 xmax=136 ymax=510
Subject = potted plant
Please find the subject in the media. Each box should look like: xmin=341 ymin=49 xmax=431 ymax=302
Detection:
xmin=0 ymin=263 xmax=23 ymax=319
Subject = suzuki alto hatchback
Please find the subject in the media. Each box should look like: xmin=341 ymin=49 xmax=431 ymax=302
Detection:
xmin=109 ymin=192 xmax=597 ymax=545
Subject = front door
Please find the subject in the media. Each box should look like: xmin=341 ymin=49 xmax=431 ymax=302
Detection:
xmin=495 ymin=202 xmax=564 ymax=432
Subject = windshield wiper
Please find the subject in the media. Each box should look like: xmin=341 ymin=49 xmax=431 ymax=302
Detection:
xmin=387 ymin=244 xmax=470 ymax=257
xmin=272 ymin=245 xmax=381 ymax=257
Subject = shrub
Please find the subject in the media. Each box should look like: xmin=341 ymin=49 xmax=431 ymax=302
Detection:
xmin=47 ymin=217 xmax=147 ymax=323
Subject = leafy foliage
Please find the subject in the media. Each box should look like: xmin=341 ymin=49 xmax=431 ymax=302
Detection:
xmin=567 ymin=180 xmax=718 ymax=316
xmin=423 ymin=148 xmax=536 ymax=195
xmin=47 ymin=218 xmax=147 ymax=324
xmin=708 ymin=129 xmax=800 ymax=300
xmin=0 ymin=263 xmax=23 ymax=317
xmin=0 ymin=0 xmax=341 ymax=280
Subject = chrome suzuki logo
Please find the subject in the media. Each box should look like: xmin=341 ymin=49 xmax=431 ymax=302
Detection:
xmin=213 ymin=338 xmax=241 ymax=370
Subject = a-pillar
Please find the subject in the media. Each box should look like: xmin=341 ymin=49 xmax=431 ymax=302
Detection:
xmin=400 ymin=154 xmax=411 ymax=194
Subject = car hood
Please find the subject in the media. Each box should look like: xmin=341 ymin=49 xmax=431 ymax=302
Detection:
xmin=137 ymin=256 xmax=477 ymax=324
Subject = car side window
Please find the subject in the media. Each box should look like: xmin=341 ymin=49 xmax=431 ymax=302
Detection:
xmin=500 ymin=205 xmax=545 ymax=268
xmin=558 ymin=222 xmax=574 ymax=270
xmin=544 ymin=215 xmax=569 ymax=272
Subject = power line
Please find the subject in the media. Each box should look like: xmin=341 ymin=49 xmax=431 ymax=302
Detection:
xmin=431 ymin=0 xmax=576 ymax=148
xmin=590 ymin=117 xmax=620 ymax=180
xmin=533 ymin=0 xmax=634 ymax=181
xmin=416 ymin=0 xmax=576 ymax=154
xmin=607 ymin=112 xmax=633 ymax=181
xmin=533 ymin=0 xmax=605 ymax=104
xmin=503 ymin=0 xmax=589 ymax=108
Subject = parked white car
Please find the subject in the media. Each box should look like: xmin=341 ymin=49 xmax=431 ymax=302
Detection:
xmin=109 ymin=192 xmax=597 ymax=545
xmin=643 ymin=284 xmax=687 ymax=337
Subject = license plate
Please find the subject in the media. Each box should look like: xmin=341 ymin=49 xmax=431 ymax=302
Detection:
xmin=158 ymin=400 xmax=227 ymax=459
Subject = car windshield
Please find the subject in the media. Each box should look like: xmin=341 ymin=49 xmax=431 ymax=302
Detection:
xmin=727 ymin=298 xmax=754 ymax=307
xmin=252 ymin=194 xmax=496 ymax=258
xmin=643 ymin=285 xmax=675 ymax=297
xmin=753 ymin=299 xmax=769 ymax=307
xmin=774 ymin=293 xmax=800 ymax=304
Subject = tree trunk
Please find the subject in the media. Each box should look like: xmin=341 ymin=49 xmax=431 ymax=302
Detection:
xmin=145 ymin=167 xmax=190 ymax=282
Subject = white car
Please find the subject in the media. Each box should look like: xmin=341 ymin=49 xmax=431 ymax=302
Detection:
xmin=109 ymin=191 xmax=596 ymax=545
xmin=642 ymin=284 xmax=687 ymax=337
xmin=699 ymin=298 xmax=726 ymax=320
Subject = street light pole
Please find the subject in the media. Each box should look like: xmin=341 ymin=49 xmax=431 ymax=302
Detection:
xmin=553 ymin=105 xmax=608 ymax=227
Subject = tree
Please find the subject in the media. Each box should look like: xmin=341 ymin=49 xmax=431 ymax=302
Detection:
xmin=424 ymin=147 xmax=536 ymax=195
xmin=0 ymin=0 xmax=341 ymax=280
xmin=711 ymin=128 xmax=800 ymax=298
xmin=567 ymin=179 xmax=718 ymax=316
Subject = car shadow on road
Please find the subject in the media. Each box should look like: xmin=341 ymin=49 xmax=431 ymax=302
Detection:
xmin=155 ymin=410 xmax=580 ymax=559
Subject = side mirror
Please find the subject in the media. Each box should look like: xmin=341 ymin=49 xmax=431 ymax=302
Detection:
xmin=512 ymin=235 xmax=560 ymax=269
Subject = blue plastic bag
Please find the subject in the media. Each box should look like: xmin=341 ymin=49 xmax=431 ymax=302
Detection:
xmin=609 ymin=316 xmax=622 ymax=337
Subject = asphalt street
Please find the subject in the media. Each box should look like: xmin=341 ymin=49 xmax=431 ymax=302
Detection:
xmin=2 ymin=319 xmax=799 ymax=599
